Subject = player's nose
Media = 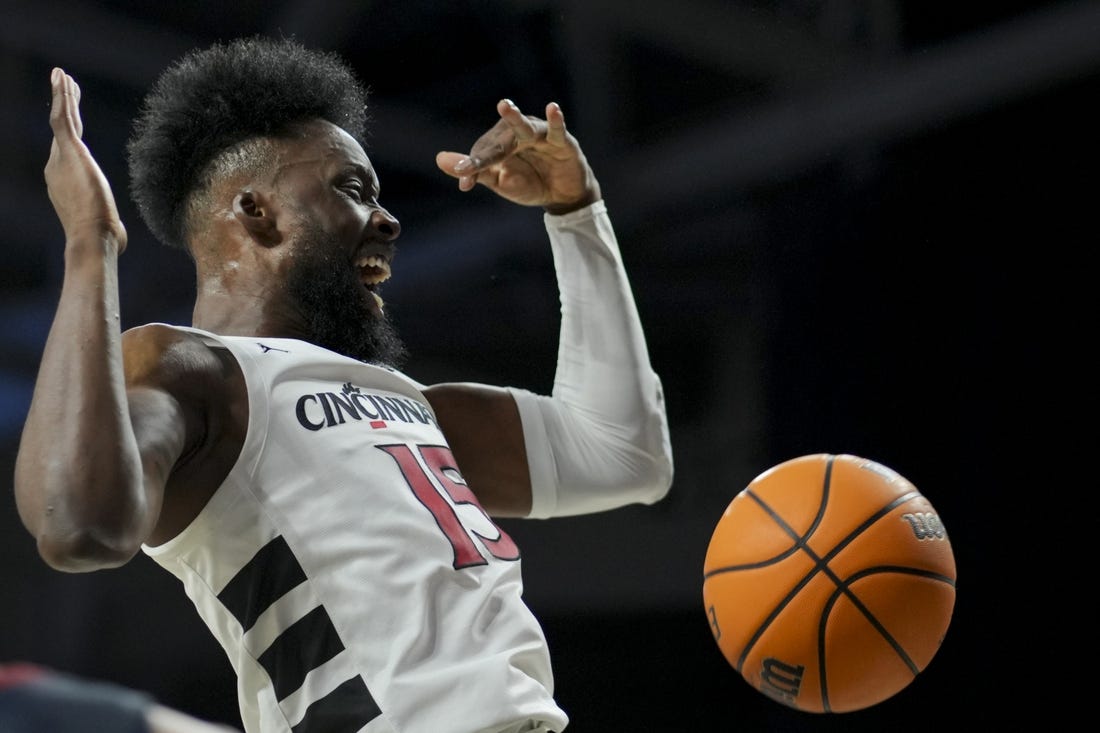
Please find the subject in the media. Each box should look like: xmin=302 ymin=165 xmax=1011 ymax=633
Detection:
xmin=369 ymin=206 xmax=401 ymax=241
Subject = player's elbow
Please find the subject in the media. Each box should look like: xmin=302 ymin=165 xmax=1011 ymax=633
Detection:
xmin=15 ymin=465 xmax=150 ymax=572
xmin=571 ymin=435 xmax=673 ymax=514
xmin=21 ymin=490 xmax=147 ymax=573
xmin=651 ymin=447 xmax=675 ymax=504
xmin=629 ymin=441 xmax=674 ymax=506
xmin=631 ymin=399 xmax=674 ymax=505
xmin=36 ymin=527 xmax=141 ymax=572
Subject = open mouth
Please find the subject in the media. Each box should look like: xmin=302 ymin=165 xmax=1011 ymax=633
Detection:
xmin=356 ymin=253 xmax=392 ymax=314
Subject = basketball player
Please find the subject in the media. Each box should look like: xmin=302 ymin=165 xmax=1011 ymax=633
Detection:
xmin=14 ymin=37 xmax=672 ymax=733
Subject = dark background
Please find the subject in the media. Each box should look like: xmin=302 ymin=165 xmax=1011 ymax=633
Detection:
xmin=1 ymin=1 xmax=1091 ymax=730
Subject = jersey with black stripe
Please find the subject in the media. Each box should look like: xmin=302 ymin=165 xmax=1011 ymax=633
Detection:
xmin=142 ymin=329 xmax=568 ymax=733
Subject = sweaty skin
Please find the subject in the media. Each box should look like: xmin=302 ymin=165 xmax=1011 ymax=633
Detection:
xmin=15 ymin=72 xmax=599 ymax=571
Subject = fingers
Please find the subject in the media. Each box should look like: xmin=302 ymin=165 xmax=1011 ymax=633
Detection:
xmin=499 ymin=98 xmax=568 ymax=143
xmin=435 ymin=151 xmax=465 ymax=175
xmin=544 ymin=101 xmax=566 ymax=146
xmin=497 ymin=98 xmax=538 ymax=143
xmin=435 ymin=151 xmax=479 ymax=191
xmin=436 ymin=99 xmax=572 ymax=193
xmin=48 ymin=67 xmax=84 ymax=143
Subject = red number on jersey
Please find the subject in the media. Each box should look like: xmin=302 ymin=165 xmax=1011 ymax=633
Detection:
xmin=379 ymin=443 xmax=520 ymax=569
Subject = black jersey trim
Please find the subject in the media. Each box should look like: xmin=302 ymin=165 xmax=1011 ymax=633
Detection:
xmin=290 ymin=675 xmax=382 ymax=733
xmin=217 ymin=535 xmax=307 ymax=633
xmin=258 ymin=605 xmax=345 ymax=701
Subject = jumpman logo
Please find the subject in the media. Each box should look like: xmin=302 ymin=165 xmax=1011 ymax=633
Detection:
xmin=257 ymin=343 xmax=289 ymax=354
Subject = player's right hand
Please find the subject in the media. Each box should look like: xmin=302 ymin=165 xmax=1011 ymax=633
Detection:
xmin=435 ymin=99 xmax=601 ymax=216
xmin=44 ymin=67 xmax=127 ymax=254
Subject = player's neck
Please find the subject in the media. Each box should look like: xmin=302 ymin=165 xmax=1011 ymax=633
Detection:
xmin=191 ymin=290 xmax=310 ymax=341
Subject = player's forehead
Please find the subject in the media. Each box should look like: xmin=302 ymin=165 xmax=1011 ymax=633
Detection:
xmin=276 ymin=118 xmax=373 ymax=175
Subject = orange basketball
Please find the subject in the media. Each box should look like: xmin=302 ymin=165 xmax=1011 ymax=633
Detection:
xmin=702 ymin=453 xmax=956 ymax=713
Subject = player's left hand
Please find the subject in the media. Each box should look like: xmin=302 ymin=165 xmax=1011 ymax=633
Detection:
xmin=436 ymin=99 xmax=601 ymax=215
xmin=44 ymin=67 xmax=127 ymax=254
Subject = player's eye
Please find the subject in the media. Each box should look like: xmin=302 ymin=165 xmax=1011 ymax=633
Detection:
xmin=339 ymin=179 xmax=364 ymax=201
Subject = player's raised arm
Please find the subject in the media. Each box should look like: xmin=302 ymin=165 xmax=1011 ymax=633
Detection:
xmin=13 ymin=69 xmax=182 ymax=571
xmin=429 ymin=100 xmax=673 ymax=519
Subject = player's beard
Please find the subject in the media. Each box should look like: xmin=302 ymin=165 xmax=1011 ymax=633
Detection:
xmin=285 ymin=220 xmax=408 ymax=368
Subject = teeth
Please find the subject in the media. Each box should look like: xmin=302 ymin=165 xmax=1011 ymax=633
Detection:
xmin=371 ymin=291 xmax=385 ymax=313
xmin=356 ymin=254 xmax=392 ymax=286
xmin=356 ymin=254 xmax=388 ymax=268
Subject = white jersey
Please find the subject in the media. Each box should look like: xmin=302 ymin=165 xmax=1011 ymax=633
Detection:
xmin=142 ymin=330 xmax=567 ymax=733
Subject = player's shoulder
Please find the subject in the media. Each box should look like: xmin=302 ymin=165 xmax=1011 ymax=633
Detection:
xmin=121 ymin=323 xmax=232 ymax=390
xmin=122 ymin=322 xmax=195 ymax=348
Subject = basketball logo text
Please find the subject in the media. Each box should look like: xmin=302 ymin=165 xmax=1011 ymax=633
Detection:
xmin=758 ymin=657 xmax=804 ymax=705
xmin=900 ymin=511 xmax=947 ymax=541
xmin=706 ymin=605 xmax=721 ymax=642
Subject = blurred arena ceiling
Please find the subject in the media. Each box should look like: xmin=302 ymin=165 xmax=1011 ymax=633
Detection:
xmin=1 ymin=0 xmax=1098 ymax=431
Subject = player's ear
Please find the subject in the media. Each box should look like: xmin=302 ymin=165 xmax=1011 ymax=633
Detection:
xmin=233 ymin=189 xmax=282 ymax=247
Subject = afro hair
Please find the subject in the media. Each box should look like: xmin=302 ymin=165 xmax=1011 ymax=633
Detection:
xmin=126 ymin=35 xmax=369 ymax=250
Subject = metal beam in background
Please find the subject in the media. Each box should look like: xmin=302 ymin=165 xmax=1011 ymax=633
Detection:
xmin=363 ymin=0 xmax=871 ymax=177
xmin=507 ymin=0 xmax=866 ymax=152
xmin=373 ymin=0 xmax=1100 ymax=232
xmin=603 ymin=0 xmax=1100 ymax=221
xmin=368 ymin=0 xmax=1100 ymax=276
xmin=580 ymin=0 xmax=864 ymax=81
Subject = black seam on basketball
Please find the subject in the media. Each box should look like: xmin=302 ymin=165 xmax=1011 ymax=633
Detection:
xmin=814 ymin=502 xmax=944 ymax=709
xmin=701 ymin=544 xmax=802 ymax=579
xmin=851 ymin=565 xmax=956 ymax=588
xmin=818 ymin=569 xmax=921 ymax=712
xmin=702 ymin=459 xmax=835 ymax=580
xmin=732 ymin=458 xmax=835 ymax=670
xmin=818 ymin=491 xmax=923 ymax=566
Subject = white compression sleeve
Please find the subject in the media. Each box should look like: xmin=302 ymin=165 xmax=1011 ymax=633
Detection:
xmin=509 ymin=201 xmax=673 ymax=519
